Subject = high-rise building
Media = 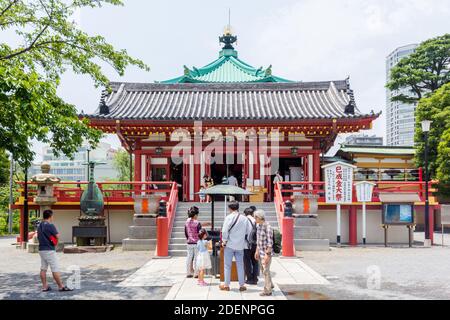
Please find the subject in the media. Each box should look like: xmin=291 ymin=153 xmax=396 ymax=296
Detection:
xmin=344 ymin=134 xmax=383 ymax=146
xmin=386 ymin=44 xmax=418 ymax=146
xmin=30 ymin=142 xmax=118 ymax=181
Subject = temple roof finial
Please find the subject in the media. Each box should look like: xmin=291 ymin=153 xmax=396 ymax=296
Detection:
xmin=219 ymin=8 xmax=237 ymax=51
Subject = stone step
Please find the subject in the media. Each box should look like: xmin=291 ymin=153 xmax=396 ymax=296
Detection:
xmin=294 ymin=217 xmax=320 ymax=227
xmin=169 ymin=243 xmax=187 ymax=251
xmin=170 ymin=237 xmax=189 ymax=244
xmin=294 ymin=226 xmax=323 ymax=239
xmin=122 ymin=238 xmax=157 ymax=251
xmin=171 ymin=231 xmax=186 ymax=237
xmin=128 ymin=226 xmax=157 ymax=239
xmin=168 ymin=249 xmax=188 ymax=257
xmin=132 ymin=217 xmax=157 ymax=226
xmin=294 ymin=239 xmax=330 ymax=251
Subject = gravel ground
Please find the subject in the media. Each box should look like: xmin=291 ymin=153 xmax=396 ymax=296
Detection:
xmin=283 ymin=232 xmax=450 ymax=300
xmin=0 ymin=236 xmax=169 ymax=300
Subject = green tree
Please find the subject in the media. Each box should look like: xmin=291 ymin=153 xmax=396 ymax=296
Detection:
xmin=0 ymin=149 xmax=9 ymax=184
xmin=415 ymin=83 xmax=450 ymax=182
xmin=386 ymin=34 xmax=450 ymax=104
xmin=424 ymin=84 xmax=450 ymax=195
xmin=113 ymin=149 xmax=133 ymax=181
xmin=0 ymin=0 xmax=148 ymax=167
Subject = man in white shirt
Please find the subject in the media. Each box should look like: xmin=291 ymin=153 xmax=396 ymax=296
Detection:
xmin=220 ymin=201 xmax=253 ymax=292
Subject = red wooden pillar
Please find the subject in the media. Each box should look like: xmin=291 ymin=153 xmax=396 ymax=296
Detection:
xmin=182 ymin=154 xmax=189 ymax=202
xmin=193 ymin=151 xmax=201 ymax=202
xmin=134 ymin=150 xmax=142 ymax=193
xmin=146 ymin=155 xmax=152 ymax=181
xmin=253 ymin=148 xmax=260 ymax=184
xmin=313 ymin=151 xmax=321 ymax=182
xmin=349 ymin=206 xmax=357 ymax=246
xmin=243 ymin=149 xmax=249 ymax=188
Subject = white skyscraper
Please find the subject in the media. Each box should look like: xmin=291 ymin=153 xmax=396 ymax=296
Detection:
xmin=386 ymin=44 xmax=418 ymax=146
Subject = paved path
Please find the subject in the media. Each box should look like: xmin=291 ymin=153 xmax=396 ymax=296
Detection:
xmin=118 ymin=256 xmax=329 ymax=300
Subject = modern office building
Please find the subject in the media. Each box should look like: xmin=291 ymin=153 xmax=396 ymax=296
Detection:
xmin=30 ymin=142 xmax=118 ymax=181
xmin=344 ymin=134 xmax=383 ymax=146
xmin=386 ymin=44 xmax=418 ymax=146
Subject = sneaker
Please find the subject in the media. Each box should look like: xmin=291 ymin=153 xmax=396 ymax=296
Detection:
xmin=198 ymin=280 xmax=208 ymax=286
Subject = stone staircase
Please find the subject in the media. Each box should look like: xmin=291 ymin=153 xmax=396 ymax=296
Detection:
xmin=169 ymin=202 xmax=279 ymax=257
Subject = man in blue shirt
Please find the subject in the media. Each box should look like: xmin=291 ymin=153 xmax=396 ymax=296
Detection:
xmin=219 ymin=201 xmax=252 ymax=292
xmin=38 ymin=209 xmax=72 ymax=292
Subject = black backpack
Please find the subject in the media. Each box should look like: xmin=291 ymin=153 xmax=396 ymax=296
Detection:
xmin=272 ymin=228 xmax=282 ymax=254
xmin=247 ymin=217 xmax=257 ymax=246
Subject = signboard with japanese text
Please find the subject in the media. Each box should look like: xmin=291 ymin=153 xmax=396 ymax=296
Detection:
xmin=322 ymin=162 xmax=356 ymax=204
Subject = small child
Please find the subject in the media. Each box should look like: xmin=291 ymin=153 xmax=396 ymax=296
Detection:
xmin=196 ymin=229 xmax=212 ymax=286
xmin=199 ymin=185 xmax=206 ymax=203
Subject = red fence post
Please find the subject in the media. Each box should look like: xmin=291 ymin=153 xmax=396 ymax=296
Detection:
xmin=282 ymin=217 xmax=295 ymax=257
xmin=156 ymin=216 xmax=169 ymax=257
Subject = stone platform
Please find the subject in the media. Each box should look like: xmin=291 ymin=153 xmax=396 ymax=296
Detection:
xmin=122 ymin=215 xmax=157 ymax=251
xmin=294 ymin=217 xmax=330 ymax=251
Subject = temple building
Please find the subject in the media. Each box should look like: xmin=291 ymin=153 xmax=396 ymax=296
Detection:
xmin=86 ymin=31 xmax=379 ymax=202
xmin=15 ymin=30 xmax=438 ymax=249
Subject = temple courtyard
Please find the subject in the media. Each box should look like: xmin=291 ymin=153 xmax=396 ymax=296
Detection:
xmin=1 ymin=234 xmax=449 ymax=300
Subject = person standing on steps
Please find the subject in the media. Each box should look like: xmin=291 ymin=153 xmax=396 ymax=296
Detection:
xmin=243 ymin=207 xmax=259 ymax=285
xmin=219 ymin=201 xmax=253 ymax=292
xmin=185 ymin=206 xmax=202 ymax=278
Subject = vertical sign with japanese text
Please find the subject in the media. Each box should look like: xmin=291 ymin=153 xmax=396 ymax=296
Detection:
xmin=322 ymin=162 xmax=356 ymax=204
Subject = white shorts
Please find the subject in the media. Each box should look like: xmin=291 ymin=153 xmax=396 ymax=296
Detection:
xmin=39 ymin=250 xmax=60 ymax=273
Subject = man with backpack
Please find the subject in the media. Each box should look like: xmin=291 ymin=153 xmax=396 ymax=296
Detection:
xmin=243 ymin=207 xmax=259 ymax=285
xmin=220 ymin=201 xmax=253 ymax=292
xmin=254 ymin=209 xmax=274 ymax=296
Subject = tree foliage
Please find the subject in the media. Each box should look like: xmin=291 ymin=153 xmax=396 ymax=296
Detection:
xmin=0 ymin=0 xmax=149 ymax=167
xmin=421 ymin=84 xmax=450 ymax=195
xmin=414 ymin=83 xmax=450 ymax=180
xmin=112 ymin=148 xmax=132 ymax=181
xmin=0 ymin=149 xmax=9 ymax=184
xmin=386 ymin=34 xmax=450 ymax=104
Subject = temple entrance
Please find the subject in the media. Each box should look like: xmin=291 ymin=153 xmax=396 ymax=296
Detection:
xmin=270 ymin=157 xmax=306 ymax=198
xmin=170 ymin=161 xmax=183 ymax=201
xmin=211 ymin=154 xmax=243 ymax=187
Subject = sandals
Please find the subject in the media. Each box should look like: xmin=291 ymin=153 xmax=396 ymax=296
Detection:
xmin=59 ymin=286 xmax=73 ymax=292
xmin=219 ymin=284 xmax=230 ymax=291
xmin=42 ymin=286 xmax=52 ymax=292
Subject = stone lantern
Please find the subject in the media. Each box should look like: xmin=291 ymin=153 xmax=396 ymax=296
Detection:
xmin=28 ymin=163 xmax=61 ymax=253
xmin=31 ymin=162 xmax=60 ymax=211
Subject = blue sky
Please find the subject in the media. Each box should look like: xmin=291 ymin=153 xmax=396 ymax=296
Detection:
xmin=30 ymin=0 xmax=450 ymax=159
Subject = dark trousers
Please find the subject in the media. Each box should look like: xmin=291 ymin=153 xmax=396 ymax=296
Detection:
xmin=244 ymin=245 xmax=259 ymax=283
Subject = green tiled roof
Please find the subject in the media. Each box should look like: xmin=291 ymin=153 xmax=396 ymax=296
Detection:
xmin=162 ymin=48 xmax=292 ymax=84
xmin=340 ymin=145 xmax=415 ymax=156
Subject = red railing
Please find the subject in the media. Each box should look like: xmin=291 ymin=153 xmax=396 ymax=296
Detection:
xmin=16 ymin=181 xmax=177 ymax=204
xmin=274 ymin=180 xmax=438 ymax=223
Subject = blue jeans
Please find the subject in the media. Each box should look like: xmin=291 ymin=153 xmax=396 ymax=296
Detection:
xmin=224 ymin=247 xmax=245 ymax=287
